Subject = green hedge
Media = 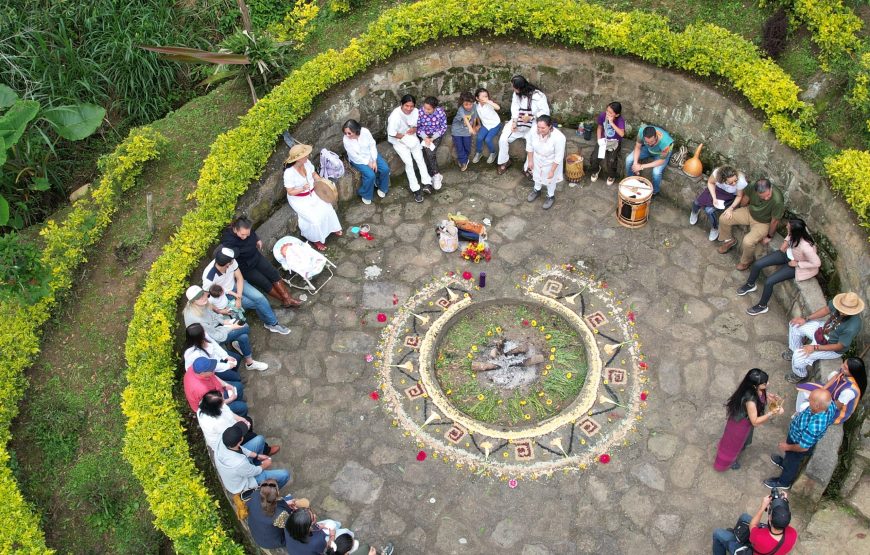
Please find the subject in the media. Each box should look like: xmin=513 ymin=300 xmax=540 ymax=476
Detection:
xmin=120 ymin=1 xmax=819 ymax=551
xmin=0 ymin=126 xmax=165 ymax=553
xmin=825 ymin=149 xmax=870 ymax=229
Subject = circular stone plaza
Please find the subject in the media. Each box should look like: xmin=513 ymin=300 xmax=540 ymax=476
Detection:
xmin=186 ymin=42 xmax=869 ymax=554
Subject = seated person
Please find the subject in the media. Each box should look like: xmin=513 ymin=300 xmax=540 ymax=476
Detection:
xmin=795 ymin=357 xmax=865 ymax=424
xmin=717 ymin=178 xmax=784 ymax=271
xmin=283 ymin=143 xmax=343 ymax=252
xmin=689 ymin=165 xmax=747 ymax=241
xmin=215 ymin=422 xmax=290 ymax=494
xmin=624 ymin=124 xmax=673 ymax=195
xmin=325 ymin=533 xmax=395 ymax=555
xmin=784 ymin=291 xmax=864 ymax=383
xmin=183 ymin=357 xmax=246 ymax=416
xmin=246 ymin=479 xmax=307 ymax=549
xmin=712 ymin=493 xmax=797 ymax=554
xmin=196 ymin=389 xmax=278 ymax=455
xmin=208 ymin=283 xmax=246 ymax=323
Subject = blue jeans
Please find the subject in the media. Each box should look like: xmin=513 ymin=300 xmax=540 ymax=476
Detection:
xmin=215 ymin=369 xmax=242 ymax=383
xmin=351 ymin=156 xmax=390 ymax=201
xmin=625 ymin=145 xmax=671 ymax=194
xmin=223 ymin=325 xmax=252 ymax=358
xmin=476 ymin=123 xmax=501 ymax=155
xmin=455 ymin=135 xmax=472 ymax=164
xmin=712 ymin=513 xmax=751 ymax=555
xmin=224 ymin=380 xmax=248 ymax=416
xmin=779 ymin=436 xmax=811 ymax=486
xmin=692 ymin=201 xmax=721 ymax=229
xmin=237 ymin=281 xmax=277 ymax=326
xmin=256 ymin=468 xmax=291 ymax=489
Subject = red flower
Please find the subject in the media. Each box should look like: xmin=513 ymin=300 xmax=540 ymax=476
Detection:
xmin=377 ymin=313 xmax=387 ymax=322
xmin=640 ymin=391 xmax=648 ymax=401
xmin=627 ymin=311 xmax=636 ymax=322
xmin=369 ymin=391 xmax=380 ymax=401
xmin=638 ymin=361 xmax=648 ymax=370
xmin=599 ymin=454 xmax=611 ymax=464
xmin=392 ymin=294 xmax=399 ymax=306
xmin=447 ymin=271 xmax=455 ymax=277
xmin=522 ymin=319 xmax=529 ymax=327
xmin=416 ymin=450 xmax=427 ymax=461
xmin=601 ymin=282 xmax=608 ymax=288
xmin=462 ymin=271 xmax=473 ymax=280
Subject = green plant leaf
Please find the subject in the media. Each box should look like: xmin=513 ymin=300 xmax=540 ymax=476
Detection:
xmin=0 ymin=99 xmax=39 ymax=149
xmin=0 ymin=195 xmax=8 ymax=226
xmin=41 ymin=104 xmax=106 ymax=141
xmin=139 ymin=45 xmax=249 ymax=65
xmin=0 ymin=136 xmax=6 ymax=166
xmin=0 ymin=85 xmax=17 ymax=110
xmin=30 ymin=177 xmax=51 ymax=191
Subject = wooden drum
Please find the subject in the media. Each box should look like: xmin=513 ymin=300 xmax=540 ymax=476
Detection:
xmin=616 ymin=176 xmax=653 ymax=228
xmin=565 ymin=153 xmax=584 ymax=184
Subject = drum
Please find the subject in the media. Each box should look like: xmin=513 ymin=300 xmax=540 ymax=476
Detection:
xmin=313 ymin=178 xmax=338 ymax=204
xmin=616 ymin=176 xmax=653 ymax=228
xmin=565 ymin=153 xmax=584 ymax=184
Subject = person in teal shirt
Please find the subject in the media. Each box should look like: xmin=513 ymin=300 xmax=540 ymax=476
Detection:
xmin=625 ymin=124 xmax=673 ymax=194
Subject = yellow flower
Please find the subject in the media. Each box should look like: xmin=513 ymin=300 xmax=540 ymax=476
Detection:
xmin=542 ymin=370 xmax=549 ymax=375
xmin=566 ymin=372 xmax=573 ymax=379
xmin=467 ymin=353 xmax=473 ymax=359
xmin=486 ymin=331 xmax=493 ymax=336
xmin=550 ymin=347 xmax=556 ymax=353
xmin=545 ymin=364 xmax=552 ymax=370
xmin=477 ymin=394 xmax=485 ymax=400
xmin=545 ymin=334 xmax=552 ymax=340
xmin=520 ymin=400 xmax=527 ymax=406
xmin=546 ymin=399 xmax=553 ymax=405
xmin=549 ymin=355 xmax=555 ymax=361
xmin=538 ymin=391 xmax=545 ymax=397
xmin=530 ymin=320 xmax=537 ymax=327
xmin=503 ymin=452 xmax=509 ymax=458
xmin=446 ymin=389 xmax=452 ymax=395
xmin=495 ymin=326 xmax=502 ymax=333
xmin=523 ymin=413 xmax=531 ymax=420
xmin=497 ymin=399 xmax=503 ymax=404
xmin=471 ymin=345 xmax=478 ymax=351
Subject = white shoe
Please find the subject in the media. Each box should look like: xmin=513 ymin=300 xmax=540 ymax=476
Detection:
xmin=487 ymin=153 xmax=496 ymax=164
xmin=689 ymin=210 xmax=699 ymax=225
xmin=568 ymin=181 xmax=577 ymax=188
xmin=246 ymin=360 xmax=268 ymax=372
xmin=589 ymin=171 xmax=599 ymax=183
xmin=361 ymin=197 xmax=372 ymax=205
xmin=433 ymin=174 xmax=443 ymax=190
xmin=377 ymin=189 xmax=387 ymax=198
xmin=708 ymin=227 xmax=720 ymax=241
xmin=472 ymin=152 xmax=482 ymax=163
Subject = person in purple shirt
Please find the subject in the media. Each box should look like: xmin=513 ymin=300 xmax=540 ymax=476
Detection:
xmin=416 ymin=96 xmax=447 ymax=192
xmin=588 ymin=101 xmax=625 ymax=186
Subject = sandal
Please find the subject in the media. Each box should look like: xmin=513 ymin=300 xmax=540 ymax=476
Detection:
xmin=312 ymin=241 xmax=327 ymax=251
xmin=334 ymin=230 xmax=344 ymax=237
xmin=497 ymin=160 xmax=512 ymax=175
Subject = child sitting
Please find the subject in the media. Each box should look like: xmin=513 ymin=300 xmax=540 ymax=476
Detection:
xmin=452 ymin=91 xmax=477 ymax=172
xmin=208 ymin=283 xmax=246 ymax=323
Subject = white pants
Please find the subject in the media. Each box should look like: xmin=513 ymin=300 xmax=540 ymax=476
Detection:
xmin=318 ymin=519 xmax=353 ymax=541
xmin=392 ymin=141 xmax=431 ymax=192
xmin=788 ymin=320 xmax=843 ymax=377
xmin=533 ymin=179 xmax=559 ymax=197
xmin=497 ymin=125 xmax=531 ymax=165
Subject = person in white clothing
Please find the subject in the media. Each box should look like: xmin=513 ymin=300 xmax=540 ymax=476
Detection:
xmin=283 ymin=143 xmax=343 ymax=251
xmin=387 ymin=94 xmax=432 ymax=203
xmin=525 ymin=115 xmax=565 ymax=210
xmin=197 ymin=389 xmax=279 ymax=455
xmin=472 ymin=87 xmax=502 ymax=164
xmin=497 ymin=75 xmax=550 ymax=174
xmin=342 ymin=119 xmax=390 ymax=204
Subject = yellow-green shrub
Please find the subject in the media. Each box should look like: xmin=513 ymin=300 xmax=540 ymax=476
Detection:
xmin=121 ymin=1 xmax=821 ymax=552
xmin=0 ymin=126 xmax=164 ymax=553
xmin=825 ymin=150 xmax=870 ymax=229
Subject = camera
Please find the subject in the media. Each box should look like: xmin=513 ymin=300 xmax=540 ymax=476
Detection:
xmin=770 ymin=487 xmax=785 ymax=501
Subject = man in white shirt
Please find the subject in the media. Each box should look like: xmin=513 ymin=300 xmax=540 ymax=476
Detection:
xmin=203 ymin=247 xmax=289 ymax=334
xmin=214 ymin=422 xmax=290 ymax=494
xmin=387 ymin=93 xmax=433 ymax=203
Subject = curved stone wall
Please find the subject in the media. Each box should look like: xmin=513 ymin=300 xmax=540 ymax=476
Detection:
xmin=242 ymin=39 xmax=868 ymax=340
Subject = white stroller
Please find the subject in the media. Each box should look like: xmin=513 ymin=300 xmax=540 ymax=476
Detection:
xmin=272 ymin=236 xmax=336 ymax=294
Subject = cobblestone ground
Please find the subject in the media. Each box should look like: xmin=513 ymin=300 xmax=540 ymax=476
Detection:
xmin=244 ymin=164 xmax=824 ymax=554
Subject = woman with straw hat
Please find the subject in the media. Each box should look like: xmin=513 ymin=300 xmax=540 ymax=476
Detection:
xmin=783 ymin=291 xmax=865 ymax=383
xmin=283 ymin=143 xmax=343 ymax=252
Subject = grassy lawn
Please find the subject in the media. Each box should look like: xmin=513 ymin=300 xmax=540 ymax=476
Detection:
xmin=7 ymin=0 xmax=867 ymax=552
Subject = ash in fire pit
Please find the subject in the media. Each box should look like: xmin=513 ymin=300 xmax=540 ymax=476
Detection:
xmin=472 ymin=339 xmax=545 ymax=390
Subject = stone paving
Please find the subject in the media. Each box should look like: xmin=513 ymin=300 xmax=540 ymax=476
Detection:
xmin=243 ymin=163 xmax=830 ymax=554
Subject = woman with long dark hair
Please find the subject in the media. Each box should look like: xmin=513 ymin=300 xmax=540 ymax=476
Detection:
xmin=387 ymin=93 xmax=433 ymax=203
xmin=738 ymin=218 xmax=821 ymax=316
xmin=496 ymin=75 xmax=550 ymax=175
xmin=796 ymin=357 xmax=866 ymax=424
xmin=183 ymin=322 xmax=242 ymax=381
xmin=588 ymin=101 xmax=625 ymax=186
xmin=713 ymin=368 xmax=783 ymax=471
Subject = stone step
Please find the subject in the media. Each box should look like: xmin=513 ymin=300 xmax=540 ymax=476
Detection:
xmin=846 ymin=474 xmax=870 ymax=522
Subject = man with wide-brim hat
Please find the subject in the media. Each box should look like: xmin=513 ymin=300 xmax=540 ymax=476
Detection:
xmin=283 ymin=143 xmax=343 ymax=251
xmin=783 ymin=291 xmax=865 ymax=383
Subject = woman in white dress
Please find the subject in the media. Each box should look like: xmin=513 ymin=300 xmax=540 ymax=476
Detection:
xmin=525 ymin=115 xmax=566 ymax=210
xmin=283 ymin=144 xmax=343 ymax=251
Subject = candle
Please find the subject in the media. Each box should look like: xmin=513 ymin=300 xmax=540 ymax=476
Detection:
xmin=478 ymin=272 xmax=487 ymax=288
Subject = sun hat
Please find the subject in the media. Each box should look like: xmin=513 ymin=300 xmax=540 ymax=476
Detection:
xmin=192 ymin=356 xmax=218 ymax=374
xmin=186 ymin=285 xmax=205 ymax=302
xmin=833 ymin=292 xmax=865 ymax=316
xmin=285 ymin=144 xmax=313 ymax=165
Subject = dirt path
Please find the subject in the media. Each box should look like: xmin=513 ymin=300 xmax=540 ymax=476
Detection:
xmin=10 ymin=82 xmax=250 ymax=554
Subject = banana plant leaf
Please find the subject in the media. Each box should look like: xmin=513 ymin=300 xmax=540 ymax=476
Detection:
xmin=140 ymin=46 xmax=250 ymax=65
xmin=41 ymin=104 xmax=106 ymax=141
xmin=0 ymin=99 xmax=39 ymax=150
xmin=0 ymin=85 xmax=17 ymax=110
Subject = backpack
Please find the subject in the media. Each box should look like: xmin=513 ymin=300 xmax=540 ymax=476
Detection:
xmin=319 ymin=148 xmax=345 ymax=180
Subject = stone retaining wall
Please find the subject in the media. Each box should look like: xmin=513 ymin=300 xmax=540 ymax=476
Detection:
xmin=238 ymin=38 xmax=868 ymax=345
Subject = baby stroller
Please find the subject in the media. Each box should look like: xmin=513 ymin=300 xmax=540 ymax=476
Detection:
xmin=272 ymin=235 xmax=336 ymax=295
